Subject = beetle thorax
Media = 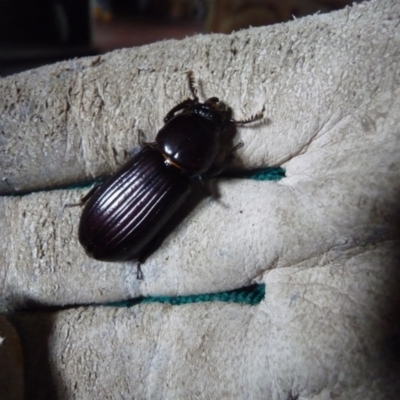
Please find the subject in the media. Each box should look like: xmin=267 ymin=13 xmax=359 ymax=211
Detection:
xmin=155 ymin=109 xmax=227 ymax=175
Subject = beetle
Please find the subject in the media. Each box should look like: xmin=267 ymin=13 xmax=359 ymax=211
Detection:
xmin=78 ymin=72 xmax=263 ymax=268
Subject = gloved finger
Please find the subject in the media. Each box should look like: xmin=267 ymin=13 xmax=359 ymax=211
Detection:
xmin=1 ymin=0 xmax=393 ymax=195
xmin=11 ymin=242 xmax=400 ymax=400
xmin=2 ymin=101 xmax=398 ymax=308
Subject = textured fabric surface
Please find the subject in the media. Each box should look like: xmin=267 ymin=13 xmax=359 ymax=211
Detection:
xmin=1 ymin=0 xmax=400 ymax=398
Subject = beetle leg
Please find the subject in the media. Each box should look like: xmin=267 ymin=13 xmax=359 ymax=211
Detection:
xmin=138 ymin=129 xmax=156 ymax=147
xmin=163 ymin=99 xmax=195 ymax=123
xmin=138 ymin=129 xmax=147 ymax=146
xmin=64 ymin=185 xmax=100 ymax=208
xmin=221 ymin=141 xmax=244 ymax=170
xmin=81 ymin=185 xmax=101 ymax=203
xmin=203 ymin=141 xmax=245 ymax=179
xmin=229 ymin=141 xmax=244 ymax=153
xmin=193 ymin=175 xmax=219 ymax=200
xmin=186 ymin=71 xmax=199 ymax=101
xmin=136 ymin=263 xmax=144 ymax=280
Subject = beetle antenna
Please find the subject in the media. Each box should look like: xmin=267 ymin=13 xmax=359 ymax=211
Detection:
xmin=186 ymin=71 xmax=199 ymax=101
xmin=231 ymin=107 xmax=265 ymax=125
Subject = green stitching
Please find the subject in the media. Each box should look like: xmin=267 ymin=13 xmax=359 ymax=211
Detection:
xmin=106 ymin=284 xmax=265 ymax=308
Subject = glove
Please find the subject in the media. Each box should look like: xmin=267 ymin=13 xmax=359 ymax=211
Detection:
xmin=1 ymin=0 xmax=399 ymax=398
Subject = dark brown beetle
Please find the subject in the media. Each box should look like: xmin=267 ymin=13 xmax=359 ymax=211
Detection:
xmin=78 ymin=72 xmax=262 ymax=265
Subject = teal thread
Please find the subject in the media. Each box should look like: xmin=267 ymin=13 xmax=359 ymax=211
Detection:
xmin=223 ymin=167 xmax=285 ymax=181
xmin=1 ymin=177 xmax=107 ymax=197
xmin=245 ymin=167 xmax=285 ymax=181
xmin=0 ymin=167 xmax=284 ymax=197
xmin=64 ymin=177 xmax=106 ymax=190
xmin=105 ymin=284 xmax=265 ymax=308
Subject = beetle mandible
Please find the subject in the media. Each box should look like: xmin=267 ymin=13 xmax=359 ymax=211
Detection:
xmin=78 ymin=72 xmax=263 ymax=265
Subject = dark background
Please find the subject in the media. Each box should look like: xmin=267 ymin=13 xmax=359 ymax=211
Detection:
xmin=0 ymin=0 xmax=357 ymax=77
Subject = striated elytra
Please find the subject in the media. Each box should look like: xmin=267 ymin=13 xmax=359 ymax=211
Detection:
xmin=78 ymin=72 xmax=262 ymax=263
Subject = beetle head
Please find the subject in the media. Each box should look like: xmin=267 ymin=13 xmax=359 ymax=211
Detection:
xmin=193 ymin=97 xmax=233 ymax=126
